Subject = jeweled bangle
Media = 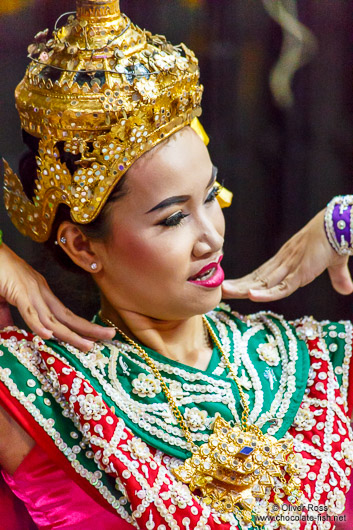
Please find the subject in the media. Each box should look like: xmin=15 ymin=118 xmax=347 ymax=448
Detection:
xmin=324 ymin=195 xmax=353 ymax=255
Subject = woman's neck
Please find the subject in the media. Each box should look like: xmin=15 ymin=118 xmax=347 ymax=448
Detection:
xmin=100 ymin=301 xmax=212 ymax=370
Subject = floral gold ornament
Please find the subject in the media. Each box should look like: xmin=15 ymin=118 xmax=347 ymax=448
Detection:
xmin=99 ymin=311 xmax=303 ymax=525
xmin=173 ymin=415 xmax=302 ymax=521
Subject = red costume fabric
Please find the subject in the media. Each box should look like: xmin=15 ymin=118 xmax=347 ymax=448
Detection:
xmin=1 ymin=315 xmax=353 ymax=529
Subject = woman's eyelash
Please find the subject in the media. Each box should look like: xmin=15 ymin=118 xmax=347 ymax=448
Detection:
xmin=159 ymin=185 xmax=221 ymax=227
xmin=159 ymin=211 xmax=189 ymax=227
xmin=205 ymin=185 xmax=221 ymax=202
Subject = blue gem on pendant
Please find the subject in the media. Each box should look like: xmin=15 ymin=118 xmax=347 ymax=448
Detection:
xmin=237 ymin=446 xmax=254 ymax=457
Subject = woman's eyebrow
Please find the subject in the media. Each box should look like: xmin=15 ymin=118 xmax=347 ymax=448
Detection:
xmin=146 ymin=165 xmax=218 ymax=214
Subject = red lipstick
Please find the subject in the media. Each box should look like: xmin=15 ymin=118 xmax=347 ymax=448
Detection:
xmin=188 ymin=256 xmax=224 ymax=288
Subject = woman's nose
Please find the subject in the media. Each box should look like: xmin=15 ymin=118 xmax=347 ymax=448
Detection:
xmin=192 ymin=220 xmax=224 ymax=259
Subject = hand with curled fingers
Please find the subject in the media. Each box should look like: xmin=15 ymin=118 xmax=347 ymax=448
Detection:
xmin=0 ymin=243 xmax=115 ymax=350
xmin=222 ymin=210 xmax=353 ymax=302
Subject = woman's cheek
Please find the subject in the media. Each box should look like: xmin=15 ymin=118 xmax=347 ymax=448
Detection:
xmin=110 ymin=230 xmax=166 ymax=270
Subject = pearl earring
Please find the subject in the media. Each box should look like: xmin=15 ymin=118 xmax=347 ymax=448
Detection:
xmin=90 ymin=262 xmax=98 ymax=270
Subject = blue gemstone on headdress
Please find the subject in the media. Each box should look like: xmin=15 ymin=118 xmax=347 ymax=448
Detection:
xmin=237 ymin=446 xmax=254 ymax=456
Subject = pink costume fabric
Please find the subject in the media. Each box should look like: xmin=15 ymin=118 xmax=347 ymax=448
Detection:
xmin=1 ymin=444 xmax=133 ymax=530
xmin=2 ymin=444 xmax=353 ymax=530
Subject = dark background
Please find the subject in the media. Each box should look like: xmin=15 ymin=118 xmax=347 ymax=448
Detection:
xmin=1 ymin=0 xmax=353 ymax=324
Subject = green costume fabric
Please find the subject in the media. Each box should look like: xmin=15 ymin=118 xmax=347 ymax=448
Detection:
xmin=1 ymin=305 xmax=352 ymax=520
xmin=58 ymin=305 xmax=311 ymax=459
xmin=1 ymin=306 xmax=352 ymax=530
xmin=0 ymin=305 xmax=311 ymax=461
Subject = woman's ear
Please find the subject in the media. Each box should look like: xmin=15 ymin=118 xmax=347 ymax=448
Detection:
xmin=57 ymin=222 xmax=102 ymax=273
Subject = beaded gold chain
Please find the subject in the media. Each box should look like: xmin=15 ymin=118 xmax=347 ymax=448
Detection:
xmin=99 ymin=312 xmax=302 ymax=525
xmin=99 ymin=313 xmax=222 ymax=448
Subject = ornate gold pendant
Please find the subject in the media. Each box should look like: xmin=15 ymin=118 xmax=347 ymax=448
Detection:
xmin=173 ymin=416 xmax=302 ymax=524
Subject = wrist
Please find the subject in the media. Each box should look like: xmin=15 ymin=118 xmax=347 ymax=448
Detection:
xmin=324 ymin=196 xmax=353 ymax=255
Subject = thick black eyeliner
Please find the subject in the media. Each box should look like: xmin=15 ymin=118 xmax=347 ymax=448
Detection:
xmin=159 ymin=211 xmax=189 ymax=227
xmin=205 ymin=185 xmax=221 ymax=203
xmin=159 ymin=185 xmax=220 ymax=227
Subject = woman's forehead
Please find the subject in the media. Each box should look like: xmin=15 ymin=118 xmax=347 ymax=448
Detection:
xmin=127 ymin=127 xmax=211 ymax=190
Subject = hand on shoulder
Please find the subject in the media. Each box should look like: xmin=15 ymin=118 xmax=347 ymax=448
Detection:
xmin=0 ymin=242 xmax=115 ymax=350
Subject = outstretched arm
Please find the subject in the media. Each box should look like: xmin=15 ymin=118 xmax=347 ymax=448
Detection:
xmin=0 ymin=243 xmax=115 ymax=350
xmin=222 ymin=209 xmax=353 ymax=301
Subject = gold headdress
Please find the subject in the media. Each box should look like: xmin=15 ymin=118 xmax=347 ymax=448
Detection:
xmin=3 ymin=0 xmax=205 ymax=242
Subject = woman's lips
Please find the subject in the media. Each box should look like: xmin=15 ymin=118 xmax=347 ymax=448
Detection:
xmin=188 ymin=256 xmax=224 ymax=288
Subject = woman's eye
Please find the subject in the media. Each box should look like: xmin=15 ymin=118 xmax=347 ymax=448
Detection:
xmin=205 ymin=185 xmax=221 ymax=203
xmin=159 ymin=211 xmax=190 ymax=227
xmin=158 ymin=186 xmax=220 ymax=227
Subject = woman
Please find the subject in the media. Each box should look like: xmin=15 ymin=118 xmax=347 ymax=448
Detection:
xmin=1 ymin=1 xmax=353 ymax=528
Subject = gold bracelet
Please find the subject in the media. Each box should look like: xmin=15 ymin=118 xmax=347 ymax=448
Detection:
xmin=0 ymin=230 xmax=3 ymax=246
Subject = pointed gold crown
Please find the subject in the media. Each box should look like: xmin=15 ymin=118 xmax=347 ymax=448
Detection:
xmin=3 ymin=0 xmax=203 ymax=242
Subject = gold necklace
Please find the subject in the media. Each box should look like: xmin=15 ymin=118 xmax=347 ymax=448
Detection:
xmin=99 ymin=312 xmax=303 ymax=525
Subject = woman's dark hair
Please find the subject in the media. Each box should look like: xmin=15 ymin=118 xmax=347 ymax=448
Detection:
xmin=19 ymin=131 xmax=129 ymax=273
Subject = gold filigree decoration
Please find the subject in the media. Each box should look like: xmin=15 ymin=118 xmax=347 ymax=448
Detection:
xmin=173 ymin=416 xmax=302 ymax=524
xmin=3 ymin=0 xmax=203 ymax=241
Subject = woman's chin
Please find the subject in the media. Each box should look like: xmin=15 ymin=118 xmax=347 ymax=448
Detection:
xmin=184 ymin=285 xmax=223 ymax=316
xmin=119 ymin=286 xmax=223 ymax=322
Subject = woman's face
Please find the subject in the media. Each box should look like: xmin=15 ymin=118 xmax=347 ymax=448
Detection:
xmin=94 ymin=126 xmax=225 ymax=321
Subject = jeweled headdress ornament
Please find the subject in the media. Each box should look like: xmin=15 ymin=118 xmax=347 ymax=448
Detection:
xmin=3 ymin=0 xmax=205 ymax=242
